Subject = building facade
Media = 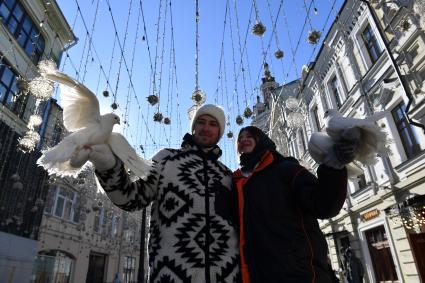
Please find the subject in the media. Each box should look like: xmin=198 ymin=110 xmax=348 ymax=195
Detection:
xmin=262 ymin=0 xmax=425 ymax=282
xmin=0 ymin=0 xmax=75 ymax=282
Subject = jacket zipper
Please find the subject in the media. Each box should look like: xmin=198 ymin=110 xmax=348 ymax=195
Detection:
xmin=203 ymin=157 xmax=211 ymax=283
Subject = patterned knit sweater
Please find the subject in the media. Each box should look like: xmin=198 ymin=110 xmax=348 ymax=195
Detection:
xmin=96 ymin=134 xmax=240 ymax=283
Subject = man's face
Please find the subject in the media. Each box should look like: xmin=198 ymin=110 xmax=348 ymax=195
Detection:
xmin=193 ymin=114 xmax=220 ymax=147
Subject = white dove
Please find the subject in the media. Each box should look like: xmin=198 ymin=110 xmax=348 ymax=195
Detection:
xmin=308 ymin=109 xmax=390 ymax=174
xmin=37 ymin=69 xmax=152 ymax=179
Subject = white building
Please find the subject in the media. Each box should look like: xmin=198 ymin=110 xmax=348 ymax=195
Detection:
xmin=265 ymin=0 xmax=425 ymax=282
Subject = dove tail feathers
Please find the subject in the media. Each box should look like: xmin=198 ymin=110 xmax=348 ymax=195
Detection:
xmin=37 ymin=139 xmax=86 ymax=177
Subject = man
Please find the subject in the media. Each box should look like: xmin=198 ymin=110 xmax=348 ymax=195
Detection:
xmin=71 ymin=104 xmax=240 ymax=283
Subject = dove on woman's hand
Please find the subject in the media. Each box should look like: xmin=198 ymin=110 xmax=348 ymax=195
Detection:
xmin=70 ymin=144 xmax=116 ymax=171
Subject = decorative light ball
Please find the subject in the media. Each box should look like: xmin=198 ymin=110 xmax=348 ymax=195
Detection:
xmin=286 ymin=112 xmax=305 ymax=128
xmin=12 ymin=181 xmax=24 ymax=190
xmin=10 ymin=173 xmax=20 ymax=182
xmin=16 ymin=77 xmax=29 ymax=94
xmin=285 ymin=97 xmax=299 ymax=111
xmin=28 ymin=76 xmax=54 ymax=101
xmin=111 ymin=102 xmax=118 ymax=110
xmin=274 ymin=50 xmax=284 ymax=59
xmin=307 ymin=29 xmax=321 ymax=44
xmin=163 ymin=117 xmax=171 ymax=125
xmin=153 ymin=112 xmax=163 ymax=122
xmin=192 ymin=89 xmax=206 ymax=105
xmin=103 ymin=90 xmax=109 ymax=97
xmin=147 ymin=94 xmax=159 ymax=106
xmin=28 ymin=115 xmax=43 ymax=129
xmin=400 ymin=19 xmax=411 ymax=31
xmin=37 ymin=59 xmax=57 ymax=74
xmin=252 ymin=21 xmax=266 ymax=36
xmin=18 ymin=130 xmax=40 ymax=153
xmin=236 ymin=115 xmax=244 ymax=125
xmin=243 ymin=107 xmax=253 ymax=118
xmin=227 ymin=131 xmax=234 ymax=138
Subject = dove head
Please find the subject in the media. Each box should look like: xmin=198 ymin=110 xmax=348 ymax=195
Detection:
xmin=103 ymin=113 xmax=121 ymax=126
xmin=324 ymin=109 xmax=341 ymax=119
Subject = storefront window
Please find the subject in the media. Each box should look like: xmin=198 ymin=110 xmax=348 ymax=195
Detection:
xmin=31 ymin=250 xmax=74 ymax=283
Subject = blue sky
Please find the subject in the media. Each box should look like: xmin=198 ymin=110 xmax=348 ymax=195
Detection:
xmin=55 ymin=0 xmax=344 ymax=170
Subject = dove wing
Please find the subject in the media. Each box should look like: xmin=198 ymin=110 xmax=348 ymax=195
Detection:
xmin=108 ymin=133 xmax=153 ymax=180
xmin=44 ymin=71 xmax=101 ymax=131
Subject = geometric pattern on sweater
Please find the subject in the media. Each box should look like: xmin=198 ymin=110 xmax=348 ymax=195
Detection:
xmin=158 ymin=182 xmax=193 ymax=227
xmin=174 ymin=213 xmax=231 ymax=267
xmin=96 ymin=137 xmax=239 ymax=283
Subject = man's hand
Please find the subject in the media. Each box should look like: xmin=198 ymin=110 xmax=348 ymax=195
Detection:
xmin=333 ymin=138 xmax=358 ymax=165
xmin=70 ymin=144 xmax=116 ymax=171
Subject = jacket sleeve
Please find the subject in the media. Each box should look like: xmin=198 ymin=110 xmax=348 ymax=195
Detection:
xmin=290 ymin=163 xmax=347 ymax=219
xmin=95 ymin=149 xmax=172 ymax=211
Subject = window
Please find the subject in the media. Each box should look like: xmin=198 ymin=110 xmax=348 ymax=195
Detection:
xmin=123 ymin=256 xmax=136 ymax=283
xmin=93 ymin=207 xmax=105 ymax=234
xmin=47 ymin=187 xmax=79 ymax=222
xmin=391 ymin=103 xmax=421 ymax=159
xmin=0 ymin=58 xmax=27 ymax=116
xmin=312 ymin=106 xmax=321 ymax=130
xmin=32 ymin=250 xmax=74 ymax=283
xmin=361 ymin=24 xmax=382 ymax=64
xmin=0 ymin=0 xmax=46 ymax=63
xmin=357 ymin=174 xmax=367 ymax=190
xmin=330 ymin=76 xmax=343 ymax=108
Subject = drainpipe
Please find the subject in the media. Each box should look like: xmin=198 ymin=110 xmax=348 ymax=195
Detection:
xmin=359 ymin=0 xmax=425 ymax=133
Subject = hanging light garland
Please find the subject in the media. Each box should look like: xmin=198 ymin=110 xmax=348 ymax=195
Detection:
xmin=251 ymin=0 xmax=266 ymax=36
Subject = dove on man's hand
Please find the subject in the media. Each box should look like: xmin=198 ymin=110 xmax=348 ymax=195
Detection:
xmin=37 ymin=68 xmax=151 ymax=179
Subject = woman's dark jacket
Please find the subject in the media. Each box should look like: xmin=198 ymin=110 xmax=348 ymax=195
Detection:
xmin=233 ymin=151 xmax=347 ymax=283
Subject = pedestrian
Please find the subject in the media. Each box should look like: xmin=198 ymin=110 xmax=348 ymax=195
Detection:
xmin=343 ymin=248 xmax=364 ymax=283
xmin=70 ymin=104 xmax=240 ymax=283
xmin=233 ymin=126 xmax=358 ymax=283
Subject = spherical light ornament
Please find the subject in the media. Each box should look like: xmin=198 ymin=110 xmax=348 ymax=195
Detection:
xmin=252 ymin=21 xmax=266 ymax=36
xmin=12 ymin=181 xmax=24 ymax=190
xmin=236 ymin=115 xmax=244 ymax=125
xmin=286 ymin=112 xmax=305 ymax=128
xmin=103 ymin=90 xmax=109 ymax=97
xmin=28 ymin=115 xmax=43 ymax=130
xmin=153 ymin=112 xmax=163 ymax=122
xmin=111 ymin=102 xmax=118 ymax=110
xmin=16 ymin=77 xmax=29 ymax=94
xmin=307 ymin=29 xmax=321 ymax=44
xmin=18 ymin=130 xmax=40 ymax=153
xmin=243 ymin=107 xmax=253 ymax=118
xmin=163 ymin=117 xmax=171 ymax=125
xmin=285 ymin=97 xmax=299 ymax=111
xmin=274 ymin=50 xmax=284 ymax=59
xmin=37 ymin=59 xmax=57 ymax=74
xmin=400 ymin=19 xmax=411 ymax=31
xmin=227 ymin=131 xmax=234 ymax=138
xmin=147 ymin=94 xmax=159 ymax=106
xmin=10 ymin=173 xmax=20 ymax=182
xmin=28 ymin=76 xmax=54 ymax=101
xmin=192 ymin=89 xmax=206 ymax=105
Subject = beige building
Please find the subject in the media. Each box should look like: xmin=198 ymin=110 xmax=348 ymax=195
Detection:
xmin=263 ymin=0 xmax=425 ymax=282
xmin=33 ymin=169 xmax=148 ymax=283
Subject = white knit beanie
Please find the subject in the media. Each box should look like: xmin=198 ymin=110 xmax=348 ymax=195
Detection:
xmin=191 ymin=104 xmax=226 ymax=140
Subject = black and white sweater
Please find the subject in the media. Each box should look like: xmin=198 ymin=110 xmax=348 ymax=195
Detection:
xmin=96 ymin=134 xmax=240 ymax=283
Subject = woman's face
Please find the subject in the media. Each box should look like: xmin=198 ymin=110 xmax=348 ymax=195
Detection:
xmin=237 ymin=130 xmax=257 ymax=154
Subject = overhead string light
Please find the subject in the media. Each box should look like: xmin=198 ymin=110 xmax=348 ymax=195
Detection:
xmin=70 ymin=0 xmax=156 ymax=149
xmin=252 ymin=0 xmax=266 ymax=36
xmin=233 ymin=0 xmax=252 ymax=119
xmin=189 ymin=0 xmax=206 ymax=119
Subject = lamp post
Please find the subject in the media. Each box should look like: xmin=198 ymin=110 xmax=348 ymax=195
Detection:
xmin=359 ymin=0 xmax=425 ymax=133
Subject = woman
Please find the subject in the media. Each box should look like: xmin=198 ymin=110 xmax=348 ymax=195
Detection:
xmin=233 ymin=126 xmax=355 ymax=283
